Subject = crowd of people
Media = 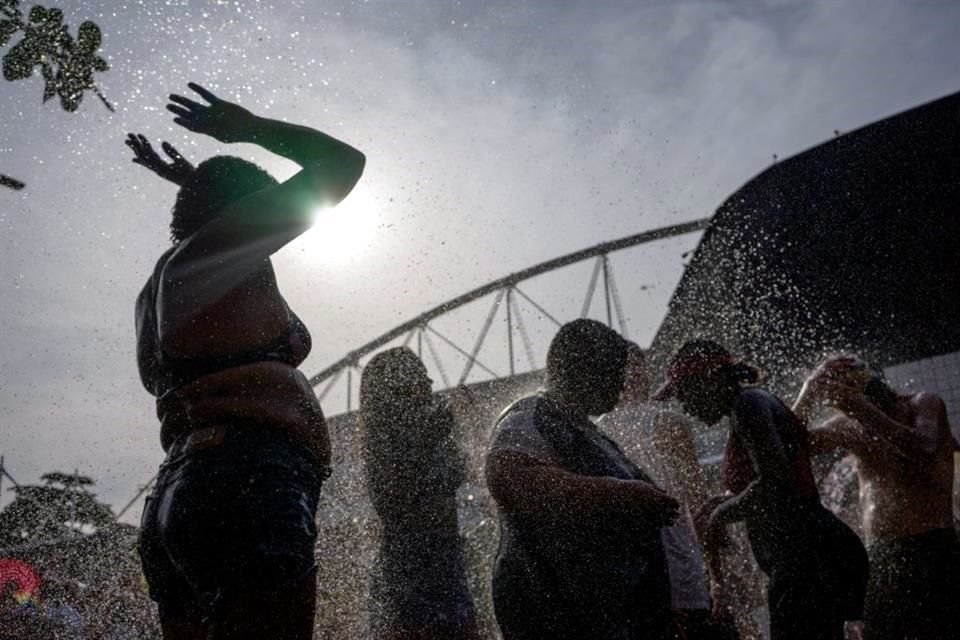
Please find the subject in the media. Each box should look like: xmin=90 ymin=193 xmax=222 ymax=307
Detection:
xmin=122 ymin=83 xmax=959 ymax=639
xmin=485 ymin=324 xmax=959 ymax=640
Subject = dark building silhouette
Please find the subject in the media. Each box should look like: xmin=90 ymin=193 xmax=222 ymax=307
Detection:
xmin=652 ymin=91 xmax=960 ymax=383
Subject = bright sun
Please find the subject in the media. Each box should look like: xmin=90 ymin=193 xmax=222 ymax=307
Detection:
xmin=287 ymin=188 xmax=380 ymax=266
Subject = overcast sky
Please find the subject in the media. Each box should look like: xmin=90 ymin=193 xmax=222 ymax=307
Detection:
xmin=2 ymin=0 xmax=959 ymax=520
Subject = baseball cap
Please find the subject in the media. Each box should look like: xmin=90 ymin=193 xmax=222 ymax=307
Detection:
xmin=652 ymin=339 xmax=734 ymax=401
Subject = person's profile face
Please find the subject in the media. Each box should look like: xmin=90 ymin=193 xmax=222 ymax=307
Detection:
xmin=587 ymin=361 xmax=627 ymax=415
xmin=676 ymin=370 xmax=729 ymax=424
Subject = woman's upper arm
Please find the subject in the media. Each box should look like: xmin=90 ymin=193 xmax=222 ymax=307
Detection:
xmin=165 ymin=164 xmax=348 ymax=275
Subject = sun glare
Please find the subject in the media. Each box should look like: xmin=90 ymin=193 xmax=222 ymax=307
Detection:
xmin=288 ymin=188 xmax=380 ymax=266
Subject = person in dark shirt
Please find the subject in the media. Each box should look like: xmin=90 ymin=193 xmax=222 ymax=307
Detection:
xmin=131 ymin=82 xmax=364 ymax=639
xmin=485 ymin=319 xmax=679 ymax=640
xmin=653 ymin=340 xmax=867 ymax=640
xmin=360 ymin=347 xmax=480 ymax=639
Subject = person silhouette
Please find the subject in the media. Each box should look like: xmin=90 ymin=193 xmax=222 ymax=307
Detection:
xmin=486 ymin=319 xmax=679 ymax=639
xmin=132 ymin=82 xmax=364 ymax=639
xmin=360 ymin=347 xmax=480 ymax=639
xmin=797 ymin=355 xmax=960 ymax=640
xmin=656 ymin=340 xmax=867 ymax=640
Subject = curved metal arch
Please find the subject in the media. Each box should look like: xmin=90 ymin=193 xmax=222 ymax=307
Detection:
xmin=308 ymin=218 xmax=710 ymax=387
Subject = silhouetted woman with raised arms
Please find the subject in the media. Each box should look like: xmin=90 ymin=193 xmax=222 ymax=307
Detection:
xmin=653 ymin=340 xmax=867 ymax=640
xmin=360 ymin=348 xmax=480 ymax=640
xmin=131 ymin=82 xmax=364 ymax=640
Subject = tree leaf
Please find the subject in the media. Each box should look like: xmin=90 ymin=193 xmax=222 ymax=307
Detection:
xmin=2 ymin=41 xmax=38 ymax=81
xmin=0 ymin=173 xmax=26 ymax=190
xmin=0 ymin=471 xmax=116 ymax=544
xmin=28 ymin=5 xmax=46 ymax=23
xmin=0 ymin=19 xmax=17 ymax=47
xmin=77 ymin=20 xmax=101 ymax=52
xmin=59 ymin=88 xmax=81 ymax=111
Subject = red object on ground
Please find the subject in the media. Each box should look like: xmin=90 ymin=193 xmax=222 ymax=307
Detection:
xmin=0 ymin=558 xmax=42 ymax=601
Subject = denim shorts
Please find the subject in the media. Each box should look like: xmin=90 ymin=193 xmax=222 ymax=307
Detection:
xmin=138 ymin=427 xmax=324 ymax=621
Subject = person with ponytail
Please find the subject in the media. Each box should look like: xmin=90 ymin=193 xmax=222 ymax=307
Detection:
xmin=653 ymin=340 xmax=867 ymax=640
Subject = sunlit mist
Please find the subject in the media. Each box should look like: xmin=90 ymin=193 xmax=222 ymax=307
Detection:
xmin=289 ymin=187 xmax=380 ymax=267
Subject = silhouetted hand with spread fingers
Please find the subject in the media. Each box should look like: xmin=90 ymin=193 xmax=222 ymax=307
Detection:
xmin=167 ymin=82 xmax=257 ymax=144
xmin=125 ymin=133 xmax=194 ymax=186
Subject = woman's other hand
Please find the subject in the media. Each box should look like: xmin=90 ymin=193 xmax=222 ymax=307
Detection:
xmin=167 ymin=82 xmax=256 ymax=143
xmin=125 ymin=134 xmax=195 ymax=185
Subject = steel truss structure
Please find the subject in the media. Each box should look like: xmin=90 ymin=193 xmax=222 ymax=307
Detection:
xmin=310 ymin=218 xmax=710 ymax=413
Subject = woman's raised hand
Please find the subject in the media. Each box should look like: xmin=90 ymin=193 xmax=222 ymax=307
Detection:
xmin=167 ymin=82 xmax=256 ymax=144
xmin=125 ymin=133 xmax=195 ymax=185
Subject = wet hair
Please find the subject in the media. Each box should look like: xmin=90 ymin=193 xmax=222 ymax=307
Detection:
xmin=170 ymin=155 xmax=278 ymax=243
xmin=360 ymin=347 xmax=430 ymax=416
xmin=672 ymin=339 xmax=763 ymax=387
xmin=620 ymin=341 xmax=648 ymax=393
xmin=546 ymin=319 xmax=630 ymax=397
xmin=360 ymin=348 xmax=465 ymax=509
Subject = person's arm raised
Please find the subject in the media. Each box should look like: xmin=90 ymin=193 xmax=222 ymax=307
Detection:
xmin=822 ymin=381 xmax=942 ymax=462
xmin=157 ymin=84 xmax=365 ymax=351
xmin=125 ymin=134 xmax=195 ymax=186
xmin=808 ymin=414 xmax=873 ymax=458
xmin=164 ymin=82 xmax=365 ymax=243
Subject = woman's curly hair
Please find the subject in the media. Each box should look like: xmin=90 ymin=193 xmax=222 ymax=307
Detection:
xmin=170 ymin=155 xmax=278 ymax=243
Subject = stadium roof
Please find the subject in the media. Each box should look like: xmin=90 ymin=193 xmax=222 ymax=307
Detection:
xmin=651 ymin=91 xmax=960 ymax=376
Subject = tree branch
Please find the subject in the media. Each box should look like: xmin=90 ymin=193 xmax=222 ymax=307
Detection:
xmin=1 ymin=173 xmax=25 ymax=189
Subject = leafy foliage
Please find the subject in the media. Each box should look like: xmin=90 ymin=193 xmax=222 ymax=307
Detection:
xmin=0 ymin=1 xmax=114 ymax=189
xmin=0 ymin=0 xmax=111 ymax=112
xmin=0 ymin=471 xmax=115 ymax=547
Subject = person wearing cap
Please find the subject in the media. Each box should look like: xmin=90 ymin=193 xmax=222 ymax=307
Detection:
xmin=485 ymin=319 xmax=680 ymax=640
xmin=796 ymin=355 xmax=960 ymax=640
xmin=654 ymin=340 xmax=867 ymax=640
xmin=598 ymin=344 xmax=740 ymax=640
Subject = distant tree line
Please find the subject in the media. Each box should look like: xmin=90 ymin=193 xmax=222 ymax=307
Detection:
xmin=0 ymin=471 xmax=115 ymax=548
